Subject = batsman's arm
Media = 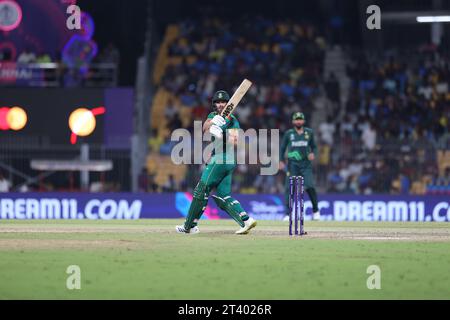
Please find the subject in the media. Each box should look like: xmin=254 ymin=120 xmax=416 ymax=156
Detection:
xmin=203 ymin=119 xmax=213 ymax=132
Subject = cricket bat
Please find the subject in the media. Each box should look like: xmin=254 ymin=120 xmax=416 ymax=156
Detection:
xmin=220 ymin=79 xmax=252 ymax=118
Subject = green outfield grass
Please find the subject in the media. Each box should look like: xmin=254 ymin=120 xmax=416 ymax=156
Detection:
xmin=0 ymin=219 xmax=449 ymax=299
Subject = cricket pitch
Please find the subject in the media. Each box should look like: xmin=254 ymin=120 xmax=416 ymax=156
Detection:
xmin=0 ymin=219 xmax=449 ymax=299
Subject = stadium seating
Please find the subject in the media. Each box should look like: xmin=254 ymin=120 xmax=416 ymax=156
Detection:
xmin=146 ymin=153 xmax=186 ymax=189
xmin=147 ymin=16 xmax=450 ymax=195
xmin=148 ymin=17 xmax=325 ymax=190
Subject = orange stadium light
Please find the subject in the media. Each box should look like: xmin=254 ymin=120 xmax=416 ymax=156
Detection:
xmin=0 ymin=107 xmax=28 ymax=131
xmin=68 ymin=107 xmax=106 ymax=144
xmin=7 ymin=107 xmax=28 ymax=130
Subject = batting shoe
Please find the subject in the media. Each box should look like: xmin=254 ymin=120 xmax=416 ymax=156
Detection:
xmin=312 ymin=211 xmax=321 ymax=221
xmin=175 ymin=225 xmax=200 ymax=234
xmin=235 ymin=217 xmax=257 ymax=235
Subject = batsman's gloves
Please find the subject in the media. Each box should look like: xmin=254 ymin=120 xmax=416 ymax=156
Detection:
xmin=209 ymin=124 xmax=223 ymax=139
xmin=211 ymin=115 xmax=227 ymax=127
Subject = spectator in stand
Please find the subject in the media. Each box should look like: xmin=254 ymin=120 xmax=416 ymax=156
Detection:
xmin=436 ymin=168 xmax=450 ymax=186
xmin=19 ymin=184 xmax=30 ymax=192
xmin=17 ymin=48 xmax=37 ymax=64
xmin=317 ymin=139 xmax=331 ymax=185
xmin=149 ymin=128 xmax=164 ymax=153
xmin=164 ymin=100 xmax=178 ymax=121
xmin=327 ymin=167 xmax=345 ymax=193
xmin=318 ymin=116 xmax=335 ymax=145
xmin=0 ymin=171 xmax=11 ymax=192
xmin=427 ymin=167 xmax=450 ymax=195
xmin=362 ymin=122 xmax=376 ymax=151
xmin=89 ymin=181 xmax=104 ymax=192
xmin=36 ymin=52 xmax=52 ymax=63
xmin=399 ymin=173 xmax=411 ymax=194
xmin=162 ymin=174 xmax=177 ymax=192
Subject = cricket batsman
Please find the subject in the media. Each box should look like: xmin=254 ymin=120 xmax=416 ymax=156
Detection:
xmin=176 ymin=90 xmax=257 ymax=234
xmin=279 ymin=112 xmax=321 ymax=221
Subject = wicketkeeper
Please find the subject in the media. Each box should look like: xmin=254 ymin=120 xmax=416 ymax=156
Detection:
xmin=176 ymin=90 xmax=257 ymax=234
xmin=280 ymin=112 xmax=321 ymax=221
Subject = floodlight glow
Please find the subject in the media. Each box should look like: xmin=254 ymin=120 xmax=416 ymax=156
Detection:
xmin=7 ymin=107 xmax=27 ymax=130
xmin=68 ymin=107 xmax=105 ymax=144
xmin=0 ymin=106 xmax=28 ymax=130
xmin=69 ymin=108 xmax=96 ymax=137
xmin=417 ymin=16 xmax=450 ymax=23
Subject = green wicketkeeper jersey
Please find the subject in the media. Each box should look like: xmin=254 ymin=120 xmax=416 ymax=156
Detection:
xmin=280 ymin=127 xmax=317 ymax=164
xmin=207 ymin=112 xmax=240 ymax=158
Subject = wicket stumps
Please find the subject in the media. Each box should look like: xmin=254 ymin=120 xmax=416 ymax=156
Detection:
xmin=289 ymin=176 xmax=307 ymax=236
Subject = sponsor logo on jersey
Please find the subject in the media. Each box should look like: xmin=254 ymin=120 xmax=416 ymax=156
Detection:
xmin=292 ymin=141 xmax=308 ymax=147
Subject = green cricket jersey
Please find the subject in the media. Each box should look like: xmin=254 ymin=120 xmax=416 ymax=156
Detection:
xmin=207 ymin=112 xmax=240 ymax=159
xmin=280 ymin=127 xmax=317 ymax=166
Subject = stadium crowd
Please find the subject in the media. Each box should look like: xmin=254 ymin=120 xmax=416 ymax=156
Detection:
xmin=151 ymin=16 xmax=450 ymax=195
xmin=161 ymin=17 xmax=326 ymax=131
xmin=324 ymin=46 xmax=450 ymax=195
xmin=157 ymin=16 xmax=326 ymax=193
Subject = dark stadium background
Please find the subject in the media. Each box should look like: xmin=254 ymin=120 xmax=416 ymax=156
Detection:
xmin=0 ymin=0 xmax=449 ymax=220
